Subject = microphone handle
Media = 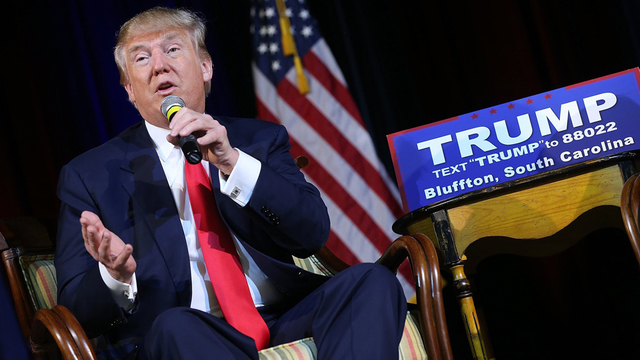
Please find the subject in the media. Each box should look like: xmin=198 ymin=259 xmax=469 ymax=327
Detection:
xmin=179 ymin=134 xmax=203 ymax=164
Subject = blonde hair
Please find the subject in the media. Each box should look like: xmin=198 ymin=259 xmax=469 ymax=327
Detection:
xmin=114 ymin=7 xmax=212 ymax=95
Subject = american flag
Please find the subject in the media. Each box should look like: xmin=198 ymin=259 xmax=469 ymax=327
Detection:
xmin=249 ymin=0 xmax=411 ymax=294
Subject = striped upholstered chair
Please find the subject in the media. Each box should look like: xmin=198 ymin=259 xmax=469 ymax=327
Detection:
xmin=1 ymin=226 xmax=452 ymax=360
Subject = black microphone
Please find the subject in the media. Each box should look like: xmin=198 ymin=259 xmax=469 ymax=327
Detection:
xmin=160 ymin=95 xmax=203 ymax=165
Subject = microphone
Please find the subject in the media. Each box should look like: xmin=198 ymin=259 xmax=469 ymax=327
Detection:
xmin=161 ymin=95 xmax=203 ymax=165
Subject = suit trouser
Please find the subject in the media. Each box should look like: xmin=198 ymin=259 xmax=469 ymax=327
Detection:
xmin=138 ymin=263 xmax=407 ymax=360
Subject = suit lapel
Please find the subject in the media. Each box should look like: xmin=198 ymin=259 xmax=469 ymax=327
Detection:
xmin=120 ymin=124 xmax=192 ymax=306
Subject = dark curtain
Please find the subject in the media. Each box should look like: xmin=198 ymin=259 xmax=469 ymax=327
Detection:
xmin=3 ymin=0 xmax=640 ymax=358
xmin=5 ymin=0 xmax=640 ymax=223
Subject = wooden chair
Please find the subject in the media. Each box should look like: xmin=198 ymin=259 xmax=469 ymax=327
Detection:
xmin=621 ymin=172 xmax=640 ymax=266
xmin=1 ymin=228 xmax=452 ymax=360
xmin=1 ymin=235 xmax=97 ymax=359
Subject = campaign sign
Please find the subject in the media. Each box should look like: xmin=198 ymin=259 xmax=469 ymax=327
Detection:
xmin=388 ymin=68 xmax=640 ymax=213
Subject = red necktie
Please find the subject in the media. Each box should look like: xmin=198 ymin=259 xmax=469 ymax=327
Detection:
xmin=185 ymin=162 xmax=270 ymax=350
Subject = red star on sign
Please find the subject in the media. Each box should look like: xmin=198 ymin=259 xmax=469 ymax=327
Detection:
xmin=489 ymin=108 xmax=497 ymax=114
xmin=526 ymin=98 xmax=534 ymax=104
xmin=508 ymin=103 xmax=515 ymax=109
xmin=545 ymin=93 xmax=552 ymax=99
xmin=471 ymin=113 xmax=479 ymax=119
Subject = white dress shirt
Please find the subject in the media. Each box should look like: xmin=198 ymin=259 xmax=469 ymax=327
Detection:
xmin=99 ymin=121 xmax=283 ymax=315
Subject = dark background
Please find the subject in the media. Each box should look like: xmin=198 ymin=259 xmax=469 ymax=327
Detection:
xmin=3 ymin=0 xmax=640 ymax=358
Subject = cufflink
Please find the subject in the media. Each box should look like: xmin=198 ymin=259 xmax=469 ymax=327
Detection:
xmin=230 ymin=186 xmax=242 ymax=199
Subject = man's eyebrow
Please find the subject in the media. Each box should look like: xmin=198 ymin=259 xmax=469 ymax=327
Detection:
xmin=127 ymin=43 xmax=146 ymax=57
xmin=126 ymin=32 xmax=185 ymax=57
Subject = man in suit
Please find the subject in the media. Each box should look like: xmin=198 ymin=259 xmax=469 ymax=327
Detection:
xmin=55 ymin=7 xmax=406 ymax=359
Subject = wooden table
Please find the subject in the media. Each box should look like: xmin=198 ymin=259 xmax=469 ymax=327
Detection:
xmin=392 ymin=153 xmax=639 ymax=360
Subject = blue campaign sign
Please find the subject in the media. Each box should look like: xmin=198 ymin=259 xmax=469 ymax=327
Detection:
xmin=388 ymin=68 xmax=640 ymax=213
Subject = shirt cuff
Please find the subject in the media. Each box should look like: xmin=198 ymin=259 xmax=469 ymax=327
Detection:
xmin=219 ymin=149 xmax=261 ymax=207
xmin=99 ymin=262 xmax=137 ymax=311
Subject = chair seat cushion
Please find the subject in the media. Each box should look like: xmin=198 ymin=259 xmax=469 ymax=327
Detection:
xmin=257 ymin=314 xmax=427 ymax=360
xmin=29 ymin=252 xmax=428 ymax=359
xmin=259 ymin=337 xmax=316 ymax=360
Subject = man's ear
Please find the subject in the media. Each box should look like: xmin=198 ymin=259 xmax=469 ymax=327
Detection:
xmin=124 ymin=82 xmax=136 ymax=104
xmin=201 ymin=57 xmax=213 ymax=83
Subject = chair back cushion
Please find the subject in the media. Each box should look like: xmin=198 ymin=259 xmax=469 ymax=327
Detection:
xmin=292 ymin=255 xmax=333 ymax=276
xmin=19 ymin=254 xmax=56 ymax=311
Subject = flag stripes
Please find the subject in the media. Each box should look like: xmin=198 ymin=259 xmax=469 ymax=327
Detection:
xmin=276 ymin=78 xmax=401 ymax=226
xmin=254 ymin=66 xmax=398 ymax=242
xmin=250 ymin=0 xmax=411 ymax=295
xmin=254 ymin=64 xmax=413 ymax=291
xmin=292 ymin=45 xmax=403 ymax=213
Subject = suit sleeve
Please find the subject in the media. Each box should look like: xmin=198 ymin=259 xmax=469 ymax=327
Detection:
xmin=55 ymin=164 xmax=129 ymax=338
xmin=240 ymin=124 xmax=331 ymax=258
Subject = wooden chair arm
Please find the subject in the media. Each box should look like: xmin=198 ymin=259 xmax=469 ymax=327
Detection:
xmin=31 ymin=308 xmax=83 ymax=360
xmin=314 ymin=246 xmax=351 ymax=274
xmin=52 ymin=306 xmax=97 ymax=360
xmin=307 ymin=235 xmax=454 ymax=360
xmin=411 ymin=233 xmax=454 ymax=360
xmin=375 ymin=235 xmax=443 ymax=360
xmin=2 ymin=247 xmax=34 ymax=341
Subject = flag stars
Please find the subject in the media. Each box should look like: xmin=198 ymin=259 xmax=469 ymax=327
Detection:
xmin=301 ymin=26 xmax=313 ymax=38
xmin=271 ymin=60 xmax=281 ymax=72
xmin=489 ymin=108 xmax=497 ymax=114
xmin=508 ymin=103 xmax=515 ymax=109
xmin=544 ymin=93 xmax=552 ymax=99
xmin=299 ymin=9 xmax=310 ymax=20
xmin=286 ymin=8 xmax=293 ymax=17
xmin=526 ymin=98 xmax=534 ymax=104
xmin=257 ymin=43 xmax=268 ymax=54
xmin=264 ymin=7 xmax=275 ymax=18
xmin=471 ymin=113 xmax=479 ymax=119
xmin=267 ymin=25 xmax=277 ymax=36
xmin=269 ymin=42 xmax=279 ymax=54
xmin=259 ymin=26 xmax=268 ymax=36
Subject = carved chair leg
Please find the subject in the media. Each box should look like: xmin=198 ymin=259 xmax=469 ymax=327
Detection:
xmin=450 ymin=261 xmax=492 ymax=360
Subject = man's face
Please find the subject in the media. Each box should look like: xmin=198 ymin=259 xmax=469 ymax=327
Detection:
xmin=123 ymin=28 xmax=213 ymax=128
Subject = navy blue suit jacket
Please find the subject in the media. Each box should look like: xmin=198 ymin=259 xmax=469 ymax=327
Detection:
xmin=55 ymin=116 xmax=330 ymax=357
